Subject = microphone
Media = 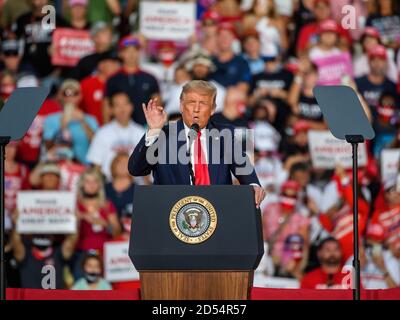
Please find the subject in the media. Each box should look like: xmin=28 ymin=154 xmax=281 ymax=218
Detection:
xmin=188 ymin=123 xmax=200 ymax=185
xmin=190 ymin=123 xmax=200 ymax=133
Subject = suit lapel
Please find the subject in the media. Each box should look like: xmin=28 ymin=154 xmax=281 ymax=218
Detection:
xmin=175 ymin=119 xmax=191 ymax=184
xmin=206 ymin=121 xmax=220 ymax=185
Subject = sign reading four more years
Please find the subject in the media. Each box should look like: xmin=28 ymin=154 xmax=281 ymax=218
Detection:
xmin=308 ymin=130 xmax=368 ymax=169
xmin=16 ymin=191 xmax=77 ymax=234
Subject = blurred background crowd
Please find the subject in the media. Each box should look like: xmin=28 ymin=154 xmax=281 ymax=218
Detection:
xmin=2 ymin=0 xmax=400 ymax=291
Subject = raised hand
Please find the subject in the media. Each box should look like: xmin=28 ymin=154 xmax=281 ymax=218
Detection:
xmin=142 ymin=98 xmax=167 ymax=130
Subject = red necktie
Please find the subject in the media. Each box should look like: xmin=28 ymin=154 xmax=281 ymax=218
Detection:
xmin=194 ymin=131 xmax=210 ymax=185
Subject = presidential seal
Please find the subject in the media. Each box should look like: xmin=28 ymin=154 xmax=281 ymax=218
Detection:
xmin=169 ymin=196 xmax=217 ymax=244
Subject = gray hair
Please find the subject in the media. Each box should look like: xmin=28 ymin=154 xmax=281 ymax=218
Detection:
xmin=179 ymin=80 xmax=217 ymax=109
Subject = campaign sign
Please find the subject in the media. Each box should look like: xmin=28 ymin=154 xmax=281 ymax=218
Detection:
xmin=308 ymin=130 xmax=367 ymax=169
xmin=140 ymin=1 xmax=196 ymax=41
xmin=16 ymin=191 xmax=77 ymax=234
xmin=104 ymin=241 xmax=140 ymax=282
xmin=52 ymin=28 xmax=95 ymax=67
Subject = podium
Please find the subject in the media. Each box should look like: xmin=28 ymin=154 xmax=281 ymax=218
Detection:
xmin=129 ymin=185 xmax=264 ymax=300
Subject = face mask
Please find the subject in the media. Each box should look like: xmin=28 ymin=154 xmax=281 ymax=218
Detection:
xmin=324 ymin=256 xmax=341 ymax=266
xmin=81 ymin=188 xmax=100 ymax=199
xmin=0 ymin=84 xmax=15 ymax=99
xmin=55 ymin=147 xmax=74 ymax=160
xmin=84 ymin=272 xmax=101 ymax=284
xmin=280 ymin=196 xmax=297 ymax=211
xmin=377 ymin=105 xmax=395 ymax=122
xmin=159 ymin=50 xmax=176 ymax=66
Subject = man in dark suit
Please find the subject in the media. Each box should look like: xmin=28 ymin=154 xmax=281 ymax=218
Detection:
xmin=128 ymin=80 xmax=266 ymax=208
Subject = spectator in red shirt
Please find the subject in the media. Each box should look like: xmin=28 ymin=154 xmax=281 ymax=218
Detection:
xmin=15 ymin=74 xmax=62 ymax=168
xmin=10 ymin=162 xmax=77 ymax=289
xmin=4 ymin=141 xmax=30 ymax=230
xmin=263 ymin=180 xmax=310 ymax=277
xmin=319 ymin=166 xmax=370 ymax=262
xmin=76 ymin=168 xmax=121 ymax=253
xmin=80 ymin=52 xmax=121 ymax=125
xmin=371 ymin=179 xmax=400 ymax=243
xmin=301 ymin=237 xmax=350 ymax=289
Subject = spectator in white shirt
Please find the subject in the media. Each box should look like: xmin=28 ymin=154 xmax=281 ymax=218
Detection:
xmin=86 ymin=91 xmax=145 ymax=180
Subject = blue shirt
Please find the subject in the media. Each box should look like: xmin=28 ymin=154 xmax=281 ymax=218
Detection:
xmin=355 ymin=76 xmax=397 ymax=109
xmin=43 ymin=112 xmax=98 ymax=164
xmin=242 ymin=54 xmax=265 ymax=76
xmin=210 ymin=55 xmax=252 ymax=87
xmin=105 ymin=69 xmax=160 ymax=125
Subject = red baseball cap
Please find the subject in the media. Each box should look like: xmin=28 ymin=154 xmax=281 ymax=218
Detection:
xmin=362 ymin=27 xmax=381 ymax=40
xmin=293 ymin=120 xmax=311 ymax=134
xmin=201 ymin=10 xmax=220 ymax=23
xmin=156 ymin=40 xmax=176 ymax=51
xmin=318 ymin=19 xmax=339 ymax=34
xmin=118 ymin=35 xmax=140 ymax=50
xmin=367 ymin=44 xmax=387 ymax=60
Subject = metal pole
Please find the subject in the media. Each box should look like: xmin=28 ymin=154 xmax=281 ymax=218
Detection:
xmin=0 ymin=136 xmax=10 ymax=301
xmin=352 ymin=142 xmax=361 ymax=300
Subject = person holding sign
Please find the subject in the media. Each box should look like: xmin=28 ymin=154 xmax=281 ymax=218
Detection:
xmin=10 ymin=215 xmax=78 ymax=289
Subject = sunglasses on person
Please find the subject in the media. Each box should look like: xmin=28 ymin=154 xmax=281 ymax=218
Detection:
xmin=63 ymin=88 xmax=80 ymax=97
xmin=202 ymin=20 xmax=216 ymax=27
xmin=3 ymin=50 xmax=19 ymax=57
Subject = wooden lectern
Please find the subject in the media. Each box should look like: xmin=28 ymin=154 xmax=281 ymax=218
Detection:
xmin=129 ymin=186 xmax=264 ymax=300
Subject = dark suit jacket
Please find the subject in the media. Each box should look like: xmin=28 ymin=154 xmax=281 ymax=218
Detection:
xmin=128 ymin=119 xmax=260 ymax=185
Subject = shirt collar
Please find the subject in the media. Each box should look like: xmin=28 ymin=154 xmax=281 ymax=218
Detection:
xmin=183 ymin=121 xmax=207 ymax=139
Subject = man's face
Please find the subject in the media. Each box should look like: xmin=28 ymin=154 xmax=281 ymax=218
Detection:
xmin=180 ymin=91 xmax=215 ymax=129
xmin=369 ymin=57 xmax=387 ymax=76
xmin=112 ymin=94 xmax=133 ymax=123
xmin=292 ymin=170 xmax=310 ymax=188
xmin=243 ymin=36 xmax=260 ymax=56
xmin=93 ymin=29 xmax=113 ymax=52
xmin=314 ymin=2 xmax=331 ymax=21
xmin=192 ymin=64 xmax=210 ymax=80
xmin=2 ymin=52 xmax=21 ymax=73
xmin=318 ymin=241 xmax=342 ymax=266
xmin=217 ymin=29 xmax=235 ymax=52
xmin=119 ymin=46 xmax=140 ymax=65
xmin=98 ymin=59 xmax=120 ymax=78
xmin=41 ymin=173 xmax=60 ymax=190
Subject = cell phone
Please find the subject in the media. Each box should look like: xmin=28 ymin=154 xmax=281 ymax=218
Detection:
xmin=63 ymin=103 xmax=74 ymax=122
xmin=372 ymin=244 xmax=382 ymax=258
